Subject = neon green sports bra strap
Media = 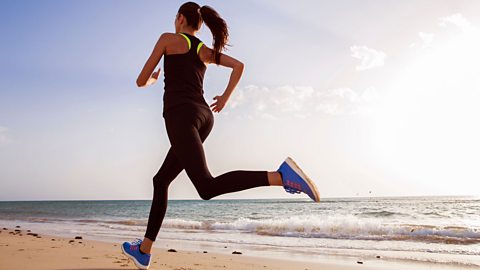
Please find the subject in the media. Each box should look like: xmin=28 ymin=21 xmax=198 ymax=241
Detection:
xmin=179 ymin=33 xmax=191 ymax=50
xmin=196 ymin=42 xmax=204 ymax=54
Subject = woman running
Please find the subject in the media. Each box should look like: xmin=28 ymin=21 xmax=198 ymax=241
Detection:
xmin=121 ymin=2 xmax=320 ymax=269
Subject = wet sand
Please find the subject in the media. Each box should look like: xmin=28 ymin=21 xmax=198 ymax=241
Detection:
xmin=0 ymin=226 xmax=472 ymax=270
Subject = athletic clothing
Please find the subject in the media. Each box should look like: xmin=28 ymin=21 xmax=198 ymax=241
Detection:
xmin=162 ymin=32 xmax=210 ymax=117
xmin=144 ymin=33 xmax=270 ymax=242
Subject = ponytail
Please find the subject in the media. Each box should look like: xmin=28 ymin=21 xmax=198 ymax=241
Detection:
xmin=199 ymin=5 xmax=229 ymax=64
xmin=178 ymin=2 xmax=229 ymax=65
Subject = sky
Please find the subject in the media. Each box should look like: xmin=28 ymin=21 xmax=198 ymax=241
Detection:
xmin=1 ymin=0 xmax=480 ymax=201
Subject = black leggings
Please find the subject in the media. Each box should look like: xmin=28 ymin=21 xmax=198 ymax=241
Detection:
xmin=144 ymin=102 xmax=270 ymax=241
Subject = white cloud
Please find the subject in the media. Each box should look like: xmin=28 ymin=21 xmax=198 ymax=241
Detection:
xmin=315 ymin=87 xmax=380 ymax=116
xmin=412 ymin=14 xmax=475 ymax=51
xmin=225 ymin=85 xmax=380 ymax=118
xmin=350 ymin=45 xmax=386 ymax=71
xmin=418 ymin=32 xmax=434 ymax=48
xmin=226 ymin=85 xmax=314 ymax=117
xmin=315 ymin=103 xmax=339 ymax=115
xmin=439 ymin=13 xmax=472 ymax=32
xmin=326 ymin=88 xmax=359 ymax=102
xmin=0 ymin=126 xmax=12 ymax=146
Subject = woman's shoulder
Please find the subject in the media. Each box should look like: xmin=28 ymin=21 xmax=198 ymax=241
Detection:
xmin=158 ymin=32 xmax=189 ymax=49
xmin=160 ymin=32 xmax=200 ymax=44
xmin=159 ymin=32 xmax=178 ymax=41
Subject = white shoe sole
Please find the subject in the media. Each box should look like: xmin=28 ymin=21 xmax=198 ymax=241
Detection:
xmin=121 ymin=244 xmax=150 ymax=270
xmin=285 ymin=156 xmax=321 ymax=202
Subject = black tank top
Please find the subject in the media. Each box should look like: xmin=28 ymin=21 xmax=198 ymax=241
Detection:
xmin=162 ymin=32 xmax=209 ymax=117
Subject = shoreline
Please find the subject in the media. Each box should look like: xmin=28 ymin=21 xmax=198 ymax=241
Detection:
xmin=1 ymin=225 xmax=477 ymax=270
xmin=0 ymin=226 xmax=378 ymax=270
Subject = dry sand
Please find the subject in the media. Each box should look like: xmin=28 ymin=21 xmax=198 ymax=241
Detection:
xmin=0 ymin=226 xmax=472 ymax=270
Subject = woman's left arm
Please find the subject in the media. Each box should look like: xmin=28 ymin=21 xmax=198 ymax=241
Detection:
xmin=199 ymin=46 xmax=244 ymax=112
xmin=136 ymin=33 xmax=169 ymax=88
xmin=219 ymin=53 xmax=244 ymax=100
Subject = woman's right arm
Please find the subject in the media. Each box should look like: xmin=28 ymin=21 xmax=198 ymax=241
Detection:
xmin=136 ymin=33 xmax=170 ymax=88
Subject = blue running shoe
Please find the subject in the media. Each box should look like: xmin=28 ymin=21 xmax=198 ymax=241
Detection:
xmin=277 ymin=156 xmax=320 ymax=202
xmin=121 ymin=238 xmax=151 ymax=269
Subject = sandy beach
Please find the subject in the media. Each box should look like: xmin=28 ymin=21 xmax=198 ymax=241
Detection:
xmin=1 ymin=226 xmax=477 ymax=270
xmin=0 ymin=226 xmax=369 ymax=270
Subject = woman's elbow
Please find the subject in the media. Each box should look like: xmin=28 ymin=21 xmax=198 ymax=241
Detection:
xmin=234 ymin=61 xmax=244 ymax=72
xmin=136 ymin=78 xmax=145 ymax=88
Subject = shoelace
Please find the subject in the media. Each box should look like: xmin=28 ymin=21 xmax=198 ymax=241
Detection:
xmin=131 ymin=238 xmax=143 ymax=245
xmin=284 ymin=186 xmax=302 ymax=194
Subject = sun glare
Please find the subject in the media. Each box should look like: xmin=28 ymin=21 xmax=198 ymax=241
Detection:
xmin=372 ymin=28 xmax=480 ymax=193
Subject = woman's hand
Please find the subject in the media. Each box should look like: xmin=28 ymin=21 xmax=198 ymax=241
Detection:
xmin=151 ymin=67 xmax=161 ymax=80
xmin=143 ymin=67 xmax=161 ymax=87
xmin=210 ymin=94 xmax=229 ymax=113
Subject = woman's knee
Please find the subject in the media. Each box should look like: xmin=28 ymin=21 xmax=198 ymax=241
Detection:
xmin=152 ymin=174 xmax=170 ymax=189
xmin=191 ymin=176 xmax=216 ymax=200
xmin=197 ymin=188 xmax=215 ymax=200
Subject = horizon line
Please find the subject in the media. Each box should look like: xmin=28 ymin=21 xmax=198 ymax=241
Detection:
xmin=0 ymin=194 xmax=478 ymax=203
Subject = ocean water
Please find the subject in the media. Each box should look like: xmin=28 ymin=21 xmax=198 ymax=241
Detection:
xmin=1 ymin=196 xmax=479 ymax=267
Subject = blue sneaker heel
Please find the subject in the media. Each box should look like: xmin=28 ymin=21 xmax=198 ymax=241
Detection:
xmin=121 ymin=238 xmax=151 ymax=269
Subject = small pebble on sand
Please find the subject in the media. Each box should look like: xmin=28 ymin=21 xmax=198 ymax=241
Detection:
xmin=168 ymin=248 xmax=177 ymax=252
xmin=232 ymin=251 xmax=242 ymax=255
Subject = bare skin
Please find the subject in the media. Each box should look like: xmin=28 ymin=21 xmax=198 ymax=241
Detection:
xmin=136 ymin=13 xmax=284 ymax=255
xmin=139 ymin=172 xmax=282 ymax=254
xmin=136 ymin=13 xmax=243 ymax=113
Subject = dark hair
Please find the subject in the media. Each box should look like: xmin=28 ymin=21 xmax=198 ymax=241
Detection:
xmin=178 ymin=2 xmax=229 ymax=64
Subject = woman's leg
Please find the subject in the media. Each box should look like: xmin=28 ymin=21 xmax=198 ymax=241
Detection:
xmin=165 ymin=104 xmax=273 ymax=201
xmin=141 ymin=105 xmax=218 ymax=253
xmin=141 ymin=104 xmax=283 ymax=254
xmin=141 ymin=147 xmax=182 ymax=253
